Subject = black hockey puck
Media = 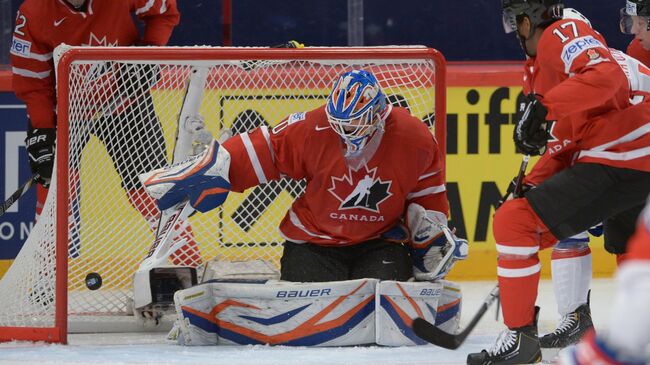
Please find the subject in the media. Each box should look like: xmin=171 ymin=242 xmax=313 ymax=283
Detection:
xmin=85 ymin=272 xmax=102 ymax=290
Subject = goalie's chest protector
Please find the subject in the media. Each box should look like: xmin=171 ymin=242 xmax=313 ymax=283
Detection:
xmin=275 ymin=107 xmax=436 ymax=246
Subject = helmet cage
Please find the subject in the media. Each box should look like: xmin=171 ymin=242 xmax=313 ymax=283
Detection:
xmin=326 ymin=70 xmax=387 ymax=156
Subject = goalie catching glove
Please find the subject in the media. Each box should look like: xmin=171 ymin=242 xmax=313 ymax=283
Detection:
xmin=139 ymin=139 xmax=231 ymax=213
xmin=407 ymin=203 xmax=468 ymax=281
xmin=383 ymin=203 xmax=468 ymax=281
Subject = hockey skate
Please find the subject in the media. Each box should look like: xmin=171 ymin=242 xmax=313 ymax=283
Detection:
xmin=539 ymin=302 xmax=593 ymax=348
xmin=467 ymin=308 xmax=541 ymax=365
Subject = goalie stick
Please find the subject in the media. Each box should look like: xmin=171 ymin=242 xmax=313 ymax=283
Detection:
xmin=0 ymin=173 xmax=39 ymax=218
xmin=132 ymin=66 xmax=209 ymax=311
xmin=412 ymin=284 xmax=500 ymax=349
xmin=132 ymin=199 xmax=195 ymax=309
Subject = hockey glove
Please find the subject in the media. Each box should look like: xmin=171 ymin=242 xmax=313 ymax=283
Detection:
xmin=513 ymin=94 xmax=551 ymax=156
xmin=139 ymin=139 xmax=231 ymax=213
xmin=406 ymin=203 xmax=468 ymax=281
xmin=25 ymin=124 xmax=56 ymax=187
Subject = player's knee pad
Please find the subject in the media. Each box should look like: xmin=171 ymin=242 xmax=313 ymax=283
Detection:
xmin=553 ymin=231 xmax=591 ymax=259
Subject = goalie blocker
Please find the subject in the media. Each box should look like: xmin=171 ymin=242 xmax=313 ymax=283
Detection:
xmin=171 ymin=277 xmax=461 ymax=346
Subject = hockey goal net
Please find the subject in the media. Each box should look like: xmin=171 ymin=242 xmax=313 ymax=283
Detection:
xmin=0 ymin=46 xmax=446 ymax=343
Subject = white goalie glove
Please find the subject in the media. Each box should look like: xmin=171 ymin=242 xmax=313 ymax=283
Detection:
xmin=175 ymin=114 xmax=214 ymax=160
xmin=406 ymin=203 xmax=468 ymax=281
xmin=139 ymin=139 xmax=231 ymax=213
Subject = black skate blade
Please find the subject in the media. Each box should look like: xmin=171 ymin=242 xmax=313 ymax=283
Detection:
xmin=412 ymin=317 xmax=463 ymax=350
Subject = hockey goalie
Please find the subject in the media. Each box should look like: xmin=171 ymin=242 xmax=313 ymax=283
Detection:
xmin=138 ymin=69 xmax=468 ymax=346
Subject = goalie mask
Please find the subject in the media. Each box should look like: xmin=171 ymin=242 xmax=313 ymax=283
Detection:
xmin=621 ymin=0 xmax=650 ymax=33
xmin=326 ymin=69 xmax=388 ymax=157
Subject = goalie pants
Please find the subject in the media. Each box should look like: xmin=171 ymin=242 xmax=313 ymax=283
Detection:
xmin=280 ymin=239 xmax=412 ymax=282
xmin=493 ymin=162 xmax=650 ymax=328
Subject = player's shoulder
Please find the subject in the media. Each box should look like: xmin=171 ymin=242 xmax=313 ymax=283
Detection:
xmin=538 ymin=19 xmax=608 ymax=67
xmin=539 ymin=18 xmax=607 ymax=52
xmin=385 ymin=106 xmax=435 ymax=149
xmin=18 ymin=0 xmax=53 ymax=19
xmin=271 ymin=105 xmax=325 ymax=136
xmin=627 ymin=39 xmax=650 ymax=66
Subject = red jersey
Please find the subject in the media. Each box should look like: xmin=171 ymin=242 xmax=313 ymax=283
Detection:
xmin=522 ymin=18 xmax=650 ymax=185
xmin=10 ymin=0 xmax=180 ymax=129
xmin=222 ymin=106 xmax=448 ymax=246
xmin=627 ymin=39 xmax=650 ymax=67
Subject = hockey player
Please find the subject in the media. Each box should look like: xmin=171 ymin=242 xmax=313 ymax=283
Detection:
xmin=141 ymin=68 xmax=468 ymax=283
xmin=10 ymin=0 xmax=202 ymax=264
xmin=622 ymin=0 xmax=650 ymax=67
xmin=140 ymin=69 xmax=468 ymax=346
xmin=468 ymin=1 xmax=650 ymax=364
xmin=554 ymin=3 xmax=650 ymax=363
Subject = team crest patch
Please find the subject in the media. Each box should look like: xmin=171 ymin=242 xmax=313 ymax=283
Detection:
xmin=328 ymin=164 xmax=392 ymax=212
xmin=586 ymin=49 xmax=600 ymax=60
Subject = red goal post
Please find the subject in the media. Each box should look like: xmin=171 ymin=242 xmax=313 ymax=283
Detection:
xmin=0 ymin=46 xmax=446 ymax=344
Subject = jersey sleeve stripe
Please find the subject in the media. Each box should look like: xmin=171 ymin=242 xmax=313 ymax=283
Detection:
xmin=589 ymin=123 xmax=650 ymax=151
xmin=10 ymin=49 xmax=52 ymax=62
xmin=135 ymin=0 xmax=157 ymax=15
xmin=12 ymin=67 xmax=51 ymax=79
xmin=578 ymin=146 xmax=650 ymax=161
xmin=241 ymin=132 xmax=268 ymax=184
xmin=260 ymin=126 xmax=274 ymax=164
xmin=417 ymin=170 xmax=440 ymax=181
xmin=406 ymin=184 xmax=446 ymax=200
xmin=277 ymin=228 xmax=307 ymax=243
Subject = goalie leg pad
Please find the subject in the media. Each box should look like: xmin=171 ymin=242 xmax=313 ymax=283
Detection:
xmin=139 ymin=139 xmax=231 ymax=213
xmin=375 ymin=280 xmax=442 ymax=346
xmin=173 ymin=284 xmax=219 ymax=345
xmin=433 ymin=280 xmax=462 ymax=335
xmin=174 ymin=279 xmax=377 ymax=346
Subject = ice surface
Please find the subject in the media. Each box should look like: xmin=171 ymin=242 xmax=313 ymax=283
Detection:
xmin=0 ymin=279 xmax=616 ymax=365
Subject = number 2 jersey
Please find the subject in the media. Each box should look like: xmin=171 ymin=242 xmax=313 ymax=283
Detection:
xmin=10 ymin=0 xmax=180 ymax=129
xmin=522 ymin=18 xmax=650 ymax=185
xmin=221 ymin=105 xmax=448 ymax=246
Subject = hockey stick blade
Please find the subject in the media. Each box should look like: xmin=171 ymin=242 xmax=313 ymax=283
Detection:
xmin=0 ymin=174 xmax=39 ymax=217
xmin=412 ymin=285 xmax=500 ymax=350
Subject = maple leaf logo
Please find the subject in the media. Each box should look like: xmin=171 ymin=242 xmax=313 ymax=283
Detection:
xmin=328 ymin=164 xmax=392 ymax=213
xmin=83 ymin=32 xmax=119 ymax=47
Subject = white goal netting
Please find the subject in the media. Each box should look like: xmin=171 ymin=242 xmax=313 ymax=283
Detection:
xmin=0 ymin=46 xmax=445 ymax=342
